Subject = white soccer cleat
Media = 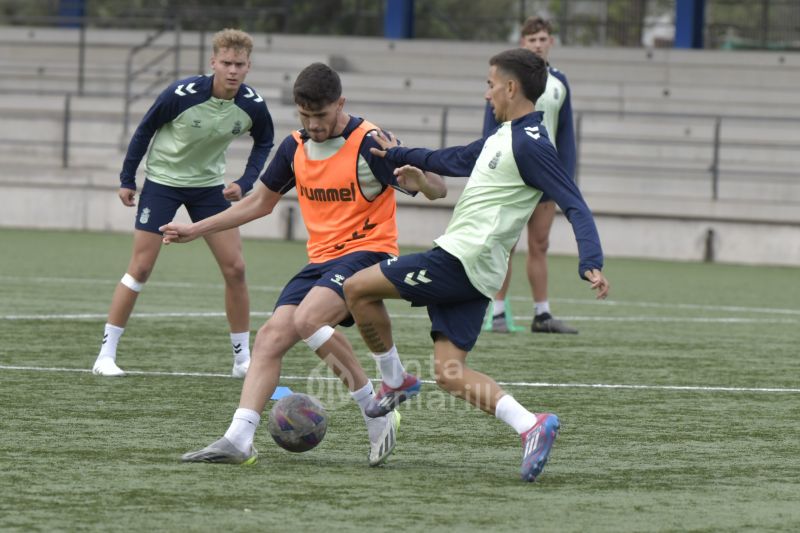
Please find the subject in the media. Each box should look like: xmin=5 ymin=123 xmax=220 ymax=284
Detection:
xmin=231 ymin=358 xmax=250 ymax=378
xmin=181 ymin=436 xmax=258 ymax=465
xmin=92 ymin=357 xmax=126 ymax=377
xmin=367 ymin=410 xmax=401 ymax=467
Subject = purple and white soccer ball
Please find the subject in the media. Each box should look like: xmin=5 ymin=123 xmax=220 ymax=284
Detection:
xmin=267 ymin=393 xmax=328 ymax=453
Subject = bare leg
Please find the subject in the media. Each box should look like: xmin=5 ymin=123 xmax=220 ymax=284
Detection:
xmin=527 ymin=201 xmax=577 ymax=333
xmin=494 ymin=243 xmax=516 ymax=302
xmin=432 ymin=336 xmax=506 ymax=415
xmin=94 ymin=230 xmax=163 ymax=375
xmin=343 ymin=264 xmax=403 ymax=354
xmin=526 ymin=201 xmax=555 ymax=305
xmin=107 ymin=230 xmax=162 ymax=327
xmin=293 ymin=286 xmax=370 ymax=392
xmin=238 ymin=305 xmax=300 ymax=413
xmin=204 ymin=228 xmax=249 ymax=334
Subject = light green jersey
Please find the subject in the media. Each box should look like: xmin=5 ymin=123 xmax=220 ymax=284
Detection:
xmin=434 ymin=122 xmax=542 ymax=298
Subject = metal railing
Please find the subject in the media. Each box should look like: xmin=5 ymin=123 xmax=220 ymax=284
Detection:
xmin=120 ymin=24 xmax=181 ymax=149
xmin=50 ymin=95 xmax=800 ymax=207
xmin=572 ymin=109 xmax=800 ymax=203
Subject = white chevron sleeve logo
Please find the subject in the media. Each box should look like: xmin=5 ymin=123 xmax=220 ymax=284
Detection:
xmin=174 ymin=82 xmax=197 ymax=96
xmin=524 ymin=126 xmax=540 ymax=140
xmin=243 ymin=87 xmax=263 ymax=103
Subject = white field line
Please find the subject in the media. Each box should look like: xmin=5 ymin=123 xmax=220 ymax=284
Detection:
xmin=1 ymin=364 xmax=799 ymax=394
xmin=1 ymin=310 xmax=798 ymax=324
xmin=2 ymin=274 xmax=800 ymax=317
xmin=554 ymin=297 xmax=800 ymax=316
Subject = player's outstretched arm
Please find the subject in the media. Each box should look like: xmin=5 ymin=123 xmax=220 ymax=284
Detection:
xmin=584 ymin=269 xmax=610 ymax=300
xmin=368 ymin=130 xmax=446 ymax=200
xmin=368 ymin=129 xmax=398 ymax=158
xmin=160 ymin=183 xmax=280 ymax=244
xmin=395 ymin=165 xmax=447 ymax=200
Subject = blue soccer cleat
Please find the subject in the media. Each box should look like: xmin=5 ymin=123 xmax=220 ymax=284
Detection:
xmin=520 ymin=413 xmax=560 ymax=482
xmin=365 ymin=374 xmax=422 ymax=418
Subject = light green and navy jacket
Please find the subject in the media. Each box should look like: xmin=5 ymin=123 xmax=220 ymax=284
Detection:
xmin=384 ymin=111 xmax=602 ymax=298
xmin=120 ymin=75 xmax=274 ymax=193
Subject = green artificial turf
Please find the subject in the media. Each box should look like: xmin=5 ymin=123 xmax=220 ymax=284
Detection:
xmin=1 ymin=228 xmax=798 ymax=532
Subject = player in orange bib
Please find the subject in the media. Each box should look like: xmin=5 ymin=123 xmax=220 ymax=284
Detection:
xmin=160 ymin=63 xmax=446 ymax=466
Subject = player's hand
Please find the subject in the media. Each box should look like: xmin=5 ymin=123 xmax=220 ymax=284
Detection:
xmin=159 ymin=222 xmax=198 ymax=244
xmin=394 ymin=165 xmax=428 ymax=192
xmin=223 ymin=183 xmax=243 ymax=202
xmin=118 ymin=188 xmax=136 ymax=207
xmin=368 ymin=129 xmax=399 ymax=158
xmin=584 ymin=269 xmax=610 ymax=299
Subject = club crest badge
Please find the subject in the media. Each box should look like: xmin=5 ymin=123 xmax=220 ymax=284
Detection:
xmin=488 ymin=151 xmax=501 ymax=169
xmin=139 ymin=207 xmax=151 ymax=224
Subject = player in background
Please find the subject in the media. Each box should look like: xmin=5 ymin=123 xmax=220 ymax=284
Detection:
xmin=343 ymin=49 xmax=609 ymax=481
xmin=92 ymin=29 xmax=274 ymax=378
xmin=483 ymin=16 xmax=579 ymax=334
xmin=161 ymin=63 xmax=447 ymax=466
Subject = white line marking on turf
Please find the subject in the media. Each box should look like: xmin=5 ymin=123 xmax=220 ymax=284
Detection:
xmin=1 ymin=365 xmax=799 ymax=394
xmin=0 ymin=312 xmax=260 ymax=321
xmin=1 ymin=311 xmax=797 ymax=324
xmin=0 ymin=275 xmax=282 ymax=292
xmin=3 ymin=274 xmax=799 ymax=316
xmin=553 ymin=297 xmax=800 ymax=316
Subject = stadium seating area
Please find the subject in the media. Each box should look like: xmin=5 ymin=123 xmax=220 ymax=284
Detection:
xmin=1 ymin=26 xmax=799 ymax=265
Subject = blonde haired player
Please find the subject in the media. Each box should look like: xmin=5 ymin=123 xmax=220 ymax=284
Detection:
xmin=92 ymin=29 xmax=274 ymax=377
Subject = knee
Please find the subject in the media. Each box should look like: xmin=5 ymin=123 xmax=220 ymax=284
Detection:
xmin=292 ymin=306 xmax=324 ymax=340
xmin=530 ymin=235 xmax=550 ymax=256
xmin=342 ymin=277 xmax=361 ymax=307
xmin=126 ymin=265 xmax=152 ymax=284
xmin=253 ymin=321 xmax=290 ymax=360
xmin=220 ymin=258 xmax=247 ymax=285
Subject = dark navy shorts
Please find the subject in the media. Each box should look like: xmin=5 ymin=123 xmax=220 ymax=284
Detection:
xmin=379 ymin=247 xmax=489 ymax=352
xmin=275 ymin=250 xmax=394 ymax=327
xmin=135 ymin=179 xmax=231 ymax=234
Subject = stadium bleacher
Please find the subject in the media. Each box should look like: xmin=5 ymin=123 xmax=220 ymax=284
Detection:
xmin=1 ymin=27 xmax=799 ymax=265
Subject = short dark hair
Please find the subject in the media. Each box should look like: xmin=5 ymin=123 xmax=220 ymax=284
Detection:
xmin=520 ymin=16 xmax=553 ymax=37
xmin=489 ymin=48 xmax=548 ymax=104
xmin=293 ymin=62 xmax=342 ymax=109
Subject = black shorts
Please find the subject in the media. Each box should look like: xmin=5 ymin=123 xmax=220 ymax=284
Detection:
xmin=379 ymin=248 xmax=489 ymax=352
xmin=135 ymin=179 xmax=230 ymax=234
xmin=275 ymin=250 xmax=394 ymax=327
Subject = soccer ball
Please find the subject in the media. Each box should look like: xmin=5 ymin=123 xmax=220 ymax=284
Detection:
xmin=267 ymin=393 xmax=328 ymax=453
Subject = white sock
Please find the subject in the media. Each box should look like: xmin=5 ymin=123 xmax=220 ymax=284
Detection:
xmin=350 ymin=381 xmax=375 ymax=415
xmin=354 ymin=382 xmax=386 ymax=440
xmin=495 ymin=394 xmax=538 ymax=434
xmin=372 ymin=345 xmax=405 ymax=388
xmin=534 ymin=301 xmax=551 ymax=316
xmin=97 ymin=324 xmax=124 ymax=360
xmin=493 ymin=299 xmax=506 ymax=316
xmin=230 ymin=331 xmax=250 ymax=364
xmin=224 ymin=408 xmax=260 ymax=453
